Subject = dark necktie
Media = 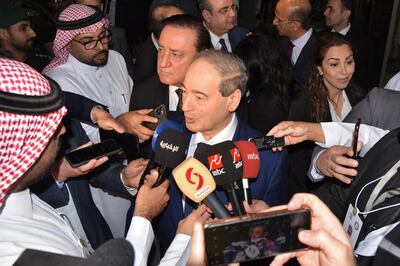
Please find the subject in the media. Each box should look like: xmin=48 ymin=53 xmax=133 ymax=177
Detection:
xmin=175 ymin=88 xmax=183 ymax=112
xmin=287 ymin=41 xmax=294 ymax=63
xmin=219 ymin=38 xmax=228 ymax=52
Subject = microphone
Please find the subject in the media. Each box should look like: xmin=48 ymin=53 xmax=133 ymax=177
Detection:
xmin=173 ymin=157 xmax=231 ymax=218
xmin=234 ymin=141 xmax=260 ymax=204
xmin=194 ymin=141 xmax=246 ymax=216
xmin=14 ymin=239 xmax=134 ymax=266
xmin=139 ymin=120 xmax=189 ymax=187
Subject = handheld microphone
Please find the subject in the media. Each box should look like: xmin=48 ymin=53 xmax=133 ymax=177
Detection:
xmin=173 ymin=157 xmax=231 ymax=218
xmin=14 ymin=239 xmax=134 ymax=266
xmin=234 ymin=141 xmax=260 ymax=204
xmin=195 ymin=141 xmax=246 ymax=216
xmin=139 ymin=120 xmax=189 ymax=187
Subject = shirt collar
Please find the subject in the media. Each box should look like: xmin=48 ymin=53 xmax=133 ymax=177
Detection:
xmin=332 ymin=23 xmax=351 ymax=35
xmin=0 ymin=189 xmax=33 ymax=218
xmin=190 ymin=114 xmax=238 ymax=147
xmin=151 ymin=33 xmax=160 ymax=51
xmin=205 ymin=24 xmax=229 ymax=48
xmin=292 ymin=28 xmax=313 ymax=49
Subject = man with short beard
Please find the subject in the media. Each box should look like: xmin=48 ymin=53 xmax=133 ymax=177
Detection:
xmin=0 ymin=6 xmax=51 ymax=72
xmin=43 ymin=4 xmax=157 ymax=238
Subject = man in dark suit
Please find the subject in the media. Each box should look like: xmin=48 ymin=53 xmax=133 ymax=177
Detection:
xmin=273 ymin=0 xmax=317 ymax=90
xmin=130 ymin=14 xmax=211 ymax=112
xmin=198 ymin=0 xmax=249 ymax=52
xmin=133 ymin=4 xmax=184 ymax=85
xmin=155 ymin=49 xmax=288 ymax=255
xmin=323 ymin=0 xmax=377 ymax=91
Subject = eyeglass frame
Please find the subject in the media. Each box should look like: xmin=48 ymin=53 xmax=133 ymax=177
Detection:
xmin=71 ymin=30 xmax=111 ymax=50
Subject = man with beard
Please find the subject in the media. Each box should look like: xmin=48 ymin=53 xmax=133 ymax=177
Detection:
xmin=43 ymin=4 xmax=157 ymax=238
xmin=0 ymin=5 xmax=51 ymax=72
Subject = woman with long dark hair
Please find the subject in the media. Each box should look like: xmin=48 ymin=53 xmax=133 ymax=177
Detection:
xmin=307 ymin=32 xmax=365 ymax=122
xmin=234 ymin=33 xmax=295 ymax=133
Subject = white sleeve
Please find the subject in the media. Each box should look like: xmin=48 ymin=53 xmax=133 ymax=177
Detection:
xmin=316 ymin=122 xmax=389 ymax=156
xmin=159 ymin=234 xmax=191 ymax=266
xmin=125 ymin=216 xmax=154 ymax=266
xmin=308 ymin=149 xmax=326 ymax=181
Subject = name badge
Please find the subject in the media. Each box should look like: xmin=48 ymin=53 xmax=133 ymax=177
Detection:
xmin=343 ymin=203 xmax=363 ymax=248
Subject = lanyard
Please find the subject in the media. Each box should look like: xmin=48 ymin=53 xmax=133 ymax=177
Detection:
xmin=355 ymin=159 xmax=400 ymax=216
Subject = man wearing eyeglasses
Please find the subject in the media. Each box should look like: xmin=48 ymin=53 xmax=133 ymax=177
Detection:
xmin=43 ymin=4 xmax=157 ymax=240
xmin=198 ymin=0 xmax=248 ymax=52
xmin=273 ymin=0 xmax=318 ymax=90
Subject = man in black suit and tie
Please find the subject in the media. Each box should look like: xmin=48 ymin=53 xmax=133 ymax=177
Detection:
xmin=273 ymin=0 xmax=318 ymax=90
xmin=323 ymin=0 xmax=377 ymax=91
xmin=130 ymin=15 xmax=211 ymax=112
xmin=198 ymin=0 xmax=249 ymax=53
xmin=133 ymin=4 xmax=184 ymax=85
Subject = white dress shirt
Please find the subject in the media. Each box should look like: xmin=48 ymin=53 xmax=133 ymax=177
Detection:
xmin=385 ymin=71 xmax=400 ymax=91
xmin=169 ymin=85 xmax=180 ymax=111
xmin=0 ymin=189 xmax=191 ymax=266
xmin=207 ymin=29 xmax=232 ymax=52
xmin=291 ymin=28 xmax=313 ymax=65
xmin=328 ymin=90 xmax=352 ymax=122
xmin=46 ymin=50 xmax=133 ymax=238
xmin=309 ymin=123 xmax=389 ymax=181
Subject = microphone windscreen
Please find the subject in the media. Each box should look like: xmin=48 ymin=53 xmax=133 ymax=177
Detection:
xmin=151 ymin=119 xmax=182 ymax=150
xmin=197 ymin=141 xmax=243 ymax=185
xmin=173 ymin=157 xmax=216 ymax=203
xmin=14 ymin=239 xmax=134 ymax=266
xmin=154 ymin=129 xmax=189 ymax=168
xmin=234 ymin=141 xmax=260 ymax=178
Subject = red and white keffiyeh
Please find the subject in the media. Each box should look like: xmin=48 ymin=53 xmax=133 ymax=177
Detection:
xmin=42 ymin=4 xmax=109 ymax=74
xmin=0 ymin=58 xmax=67 ymax=205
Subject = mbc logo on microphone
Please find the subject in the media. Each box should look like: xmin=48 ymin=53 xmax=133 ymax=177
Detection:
xmin=208 ymin=154 xmax=225 ymax=176
xmin=229 ymin=147 xmax=243 ymax=169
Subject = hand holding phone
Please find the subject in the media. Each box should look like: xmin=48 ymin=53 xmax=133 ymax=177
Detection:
xmin=142 ymin=104 xmax=167 ymax=130
xmin=65 ymin=139 xmax=123 ymax=168
xmin=205 ymin=209 xmax=310 ymax=265
xmin=352 ymin=118 xmax=361 ymax=159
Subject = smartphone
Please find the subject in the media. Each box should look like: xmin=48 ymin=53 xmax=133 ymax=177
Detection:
xmin=65 ymin=139 xmax=123 ymax=168
xmin=248 ymin=136 xmax=285 ymax=151
xmin=352 ymin=118 xmax=361 ymax=159
xmin=205 ymin=209 xmax=310 ymax=265
xmin=99 ymin=129 xmax=140 ymax=161
xmin=142 ymin=104 xmax=167 ymax=130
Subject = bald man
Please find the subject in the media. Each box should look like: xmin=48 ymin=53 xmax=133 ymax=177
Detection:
xmin=273 ymin=0 xmax=318 ymax=89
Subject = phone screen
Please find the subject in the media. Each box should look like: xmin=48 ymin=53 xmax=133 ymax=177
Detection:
xmin=65 ymin=139 xmax=123 ymax=167
xmin=205 ymin=209 xmax=310 ymax=265
xmin=352 ymin=118 xmax=361 ymax=159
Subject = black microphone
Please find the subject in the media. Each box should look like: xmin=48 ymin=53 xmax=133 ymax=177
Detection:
xmin=138 ymin=120 xmax=188 ymax=187
xmin=195 ymin=141 xmax=246 ymax=216
xmin=14 ymin=239 xmax=134 ymax=266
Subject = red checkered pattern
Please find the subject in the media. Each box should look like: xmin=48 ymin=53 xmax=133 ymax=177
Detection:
xmin=0 ymin=58 xmax=67 ymax=206
xmin=42 ymin=4 xmax=109 ymax=73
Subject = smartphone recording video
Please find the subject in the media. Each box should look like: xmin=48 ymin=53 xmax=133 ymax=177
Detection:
xmin=205 ymin=209 xmax=310 ymax=265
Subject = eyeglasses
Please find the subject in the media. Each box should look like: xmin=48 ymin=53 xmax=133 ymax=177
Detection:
xmin=215 ymin=4 xmax=237 ymax=15
xmin=274 ymin=14 xmax=298 ymax=23
xmin=72 ymin=32 xmax=111 ymax=50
